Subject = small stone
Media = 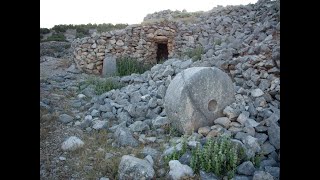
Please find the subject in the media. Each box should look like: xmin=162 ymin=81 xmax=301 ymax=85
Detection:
xmin=91 ymin=109 xmax=100 ymax=117
xmin=198 ymin=126 xmax=211 ymax=136
xmin=61 ymin=136 xmax=84 ymax=151
xmin=85 ymin=115 xmax=93 ymax=121
xmin=214 ymin=117 xmax=231 ymax=128
xmin=144 ymin=155 xmax=154 ymax=166
xmin=105 ymin=153 xmax=114 ymax=159
xmin=77 ymin=94 xmax=86 ymax=99
xmin=168 ymin=160 xmax=194 ymax=180
xmin=237 ymin=161 xmax=255 ymax=175
xmin=261 ymin=142 xmax=276 ymax=155
xmin=114 ymin=127 xmax=139 ymax=147
xmin=268 ymin=122 xmax=280 ymax=149
xmin=255 ymin=133 xmax=268 ymax=145
xmin=251 ymin=88 xmax=264 ymax=97
xmin=206 ymin=129 xmax=220 ymax=138
xmin=243 ymin=126 xmax=256 ymax=136
xmin=179 ymin=151 xmax=192 ymax=166
xmin=129 ymin=121 xmax=150 ymax=132
xmin=237 ymin=111 xmax=249 ymax=125
xmin=59 ymin=156 xmax=66 ymax=161
xmin=59 ymin=114 xmax=74 ymax=124
xmin=243 ymin=135 xmax=261 ymax=157
xmin=187 ymin=141 xmax=200 ymax=148
xmin=252 ymin=171 xmax=274 ymax=180
xmin=233 ymin=175 xmax=250 ymax=180
xmin=200 ymin=170 xmax=218 ymax=180
xmin=118 ymin=155 xmax=155 ymax=180
xmin=245 ymin=118 xmax=260 ymax=128
xmin=152 ymin=116 xmax=170 ymax=128
xmin=260 ymin=159 xmax=277 ymax=169
xmin=235 ymin=132 xmax=249 ymax=141
xmin=255 ymin=126 xmax=268 ymax=133
xmin=92 ymin=120 xmax=108 ymax=130
xmin=141 ymin=147 xmax=160 ymax=160
xmin=223 ymin=106 xmax=240 ymax=120
xmin=264 ymin=166 xmax=280 ymax=178
xmin=100 ymin=177 xmax=109 ymax=180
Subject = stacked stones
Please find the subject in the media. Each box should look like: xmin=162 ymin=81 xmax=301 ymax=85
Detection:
xmin=72 ymin=23 xmax=177 ymax=75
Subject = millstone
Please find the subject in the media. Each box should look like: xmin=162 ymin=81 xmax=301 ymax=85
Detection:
xmin=164 ymin=67 xmax=235 ymax=134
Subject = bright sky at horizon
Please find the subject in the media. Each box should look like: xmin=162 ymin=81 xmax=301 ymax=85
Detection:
xmin=40 ymin=0 xmax=258 ymax=28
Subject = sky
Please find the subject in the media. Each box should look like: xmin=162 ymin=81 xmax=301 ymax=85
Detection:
xmin=40 ymin=0 xmax=258 ymax=28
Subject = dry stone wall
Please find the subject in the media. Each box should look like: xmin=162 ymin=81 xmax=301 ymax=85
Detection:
xmin=72 ymin=22 xmax=179 ymax=75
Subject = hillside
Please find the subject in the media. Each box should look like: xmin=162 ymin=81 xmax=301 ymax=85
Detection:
xmin=40 ymin=0 xmax=280 ymax=179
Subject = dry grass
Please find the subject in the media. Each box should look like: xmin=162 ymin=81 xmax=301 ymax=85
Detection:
xmin=67 ymin=129 xmax=146 ymax=179
xmin=40 ymin=109 xmax=58 ymax=141
xmin=57 ymin=58 xmax=72 ymax=69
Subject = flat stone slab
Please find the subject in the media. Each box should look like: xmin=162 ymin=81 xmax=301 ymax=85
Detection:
xmin=102 ymin=55 xmax=117 ymax=77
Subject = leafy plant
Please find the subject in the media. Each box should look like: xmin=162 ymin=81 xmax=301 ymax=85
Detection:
xmin=116 ymin=57 xmax=151 ymax=76
xmin=190 ymin=136 xmax=245 ymax=178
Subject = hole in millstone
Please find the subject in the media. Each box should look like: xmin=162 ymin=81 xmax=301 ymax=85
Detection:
xmin=208 ymin=99 xmax=217 ymax=111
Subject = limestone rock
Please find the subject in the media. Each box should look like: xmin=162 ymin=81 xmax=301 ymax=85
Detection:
xmin=164 ymin=67 xmax=235 ymax=134
xmin=118 ymin=155 xmax=155 ymax=180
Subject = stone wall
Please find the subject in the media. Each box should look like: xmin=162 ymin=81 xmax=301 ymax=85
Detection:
xmin=72 ymin=22 xmax=179 ymax=75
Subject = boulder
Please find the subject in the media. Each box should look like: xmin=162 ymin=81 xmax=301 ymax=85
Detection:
xmin=168 ymin=160 xmax=194 ymax=180
xmin=118 ymin=155 xmax=155 ymax=180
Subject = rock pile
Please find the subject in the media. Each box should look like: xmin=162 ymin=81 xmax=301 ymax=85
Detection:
xmin=41 ymin=0 xmax=280 ymax=179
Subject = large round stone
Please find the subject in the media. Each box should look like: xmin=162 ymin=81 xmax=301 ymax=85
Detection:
xmin=164 ymin=67 xmax=235 ymax=134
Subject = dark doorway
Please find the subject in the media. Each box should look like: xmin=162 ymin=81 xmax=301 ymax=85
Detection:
xmin=156 ymin=43 xmax=168 ymax=63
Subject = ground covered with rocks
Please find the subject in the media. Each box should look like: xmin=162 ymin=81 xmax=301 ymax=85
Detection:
xmin=40 ymin=0 xmax=279 ymax=179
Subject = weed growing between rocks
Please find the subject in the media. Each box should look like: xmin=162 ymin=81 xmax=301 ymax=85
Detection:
xmin=78 ymin=76 xmax=124 ymax=95
xmin=164 ymin=136 xmax=188 ymax=164
xmin=184 ymin=46 xmax=204 ymax=61
xmin=190 ymin=136 xmax=245 ymax=178
xmin=116 ymin=57 xmax=151 ymax=76
xmin=250 ymin=153 xmax=262 ymax=168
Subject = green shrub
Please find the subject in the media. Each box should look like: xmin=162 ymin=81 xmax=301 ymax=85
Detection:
xmin=44 ymin=33 xmax=66 ymax=42
xmin=116 ymin=57 xmax=150 ymax=76
xmin=184 ymin=46 xmax=204 ymax=61
xmin=50 ymin=23 xmax=128 ymax=36
xmin=76 ymin=32 xmax=86 ymax=38
xmin=188 ymin=136 xmax=245 ymax=178
xmin=251 ymin=154 xmax=262 ymax=168
xmin=40 ymin=34 xmax=43 ymax=41
xmin=79 ymin=76 xmax=124 ymax=95
xmin=40 ymin=28 xmax=50 ymax=34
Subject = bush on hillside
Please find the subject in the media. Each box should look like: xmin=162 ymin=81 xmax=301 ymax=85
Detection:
xmin=40 ymin=28 xmax=50 ymax=34
xmin=44 ymin=33 xmax=66 ymax=42
xmin=184 ymin=46 xmax=204 ymax=61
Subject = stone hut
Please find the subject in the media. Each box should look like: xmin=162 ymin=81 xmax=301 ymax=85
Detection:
xmin=72 ymin=21 xmax=180 ymax=75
